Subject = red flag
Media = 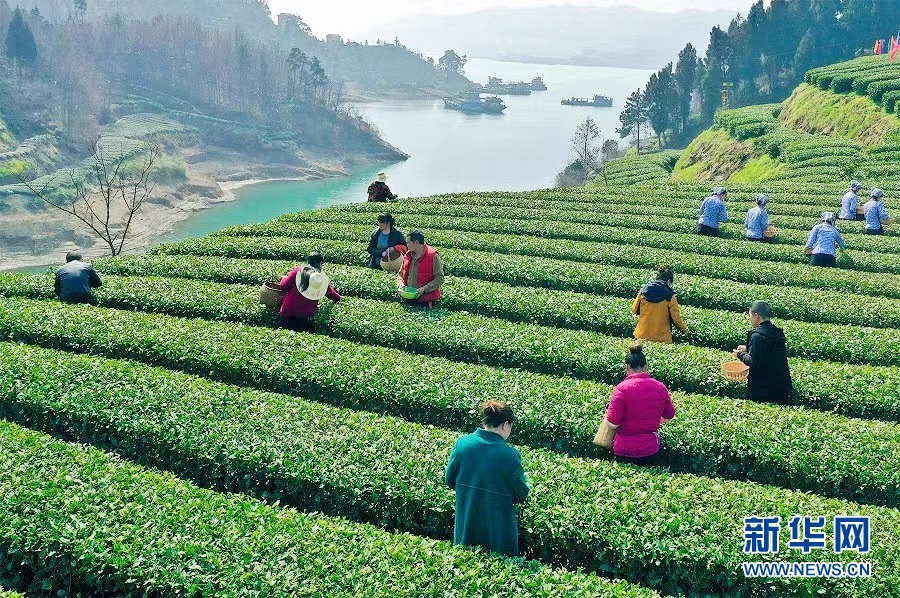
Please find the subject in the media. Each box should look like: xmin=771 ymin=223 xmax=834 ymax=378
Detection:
xmin=890 ymin=36 xmax=900 ymax=61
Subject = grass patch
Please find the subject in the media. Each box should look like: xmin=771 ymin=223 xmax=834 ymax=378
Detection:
xmin=728 ymin=153 xmax=786 ymax=183
xmin=671 ymin=128 xmax=754 ymax=181
xmin=780 ymin=83 xmax=900 ymax=148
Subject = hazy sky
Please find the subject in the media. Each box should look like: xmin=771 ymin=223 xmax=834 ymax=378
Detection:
xmin=268 ymin=0 xmax=754 ymax=39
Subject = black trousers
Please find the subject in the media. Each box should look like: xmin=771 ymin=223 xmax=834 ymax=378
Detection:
xmin=696 ymin=223 xmax=720 ymax=237
xmin=866 ymin=228 xmax=884 ymax=235
xmin=809 ymin=253 xmax=836 ymax=267
xmin=62 ymin=295 xmax=98 ymax=306
xmin=614 ymin=452 xmax=662 ymax=467
xmin=280 ymin=315 xmax=315 ymax=332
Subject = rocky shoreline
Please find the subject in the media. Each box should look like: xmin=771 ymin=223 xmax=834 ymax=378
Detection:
xmin=0 ymin=151 xmax=360 ymax=273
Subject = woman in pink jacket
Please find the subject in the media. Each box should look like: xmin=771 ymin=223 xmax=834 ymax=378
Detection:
xmin=596 ymin=344 xmax=676 ymax=466
xmin=278 ymin=252 xmax=342 ymax=332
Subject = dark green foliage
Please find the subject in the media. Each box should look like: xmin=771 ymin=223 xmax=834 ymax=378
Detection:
xmin=630 ymin=1 xmax=900 ymax=148
xmin=4 ymin=8 xmax=36 ymax=68
xmin=44 ymin=259 xmax=896 ymax=367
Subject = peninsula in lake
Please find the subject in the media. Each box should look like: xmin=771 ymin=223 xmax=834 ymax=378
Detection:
xmin=0 ymin=0 xmax=469 ymax=270
xmin=370 ymin=6 xmax=735 ymax=69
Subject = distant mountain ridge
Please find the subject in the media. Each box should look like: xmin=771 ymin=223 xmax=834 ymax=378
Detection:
xmin=372 ymin=6 xmax=736 ymax=69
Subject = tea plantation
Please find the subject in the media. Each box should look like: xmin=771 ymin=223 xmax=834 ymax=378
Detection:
xmin=1 ymin=57 xmax=900 ymax=596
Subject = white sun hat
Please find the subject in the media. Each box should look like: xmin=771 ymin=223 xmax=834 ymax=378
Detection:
xmin=298 ymin=270 xmax=330 ymax=300
xmin=376 ymin=171 xmax=388 ymax=182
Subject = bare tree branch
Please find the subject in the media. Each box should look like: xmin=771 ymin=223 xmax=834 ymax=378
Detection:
xmin=16 ymin=138 xmax=161 ymax=256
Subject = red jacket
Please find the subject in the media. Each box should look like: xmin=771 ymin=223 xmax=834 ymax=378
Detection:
xmin=400 ymin=244 xmax=442 ymax=304
xmin=279 ymin=266 xmax=342 ymax=318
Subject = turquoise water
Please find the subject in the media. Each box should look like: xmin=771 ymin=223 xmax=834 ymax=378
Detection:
xmin=160 ymin=59 xmax=652 ymax=244
xmin=158 ymin=165 xmax=384 ymax=243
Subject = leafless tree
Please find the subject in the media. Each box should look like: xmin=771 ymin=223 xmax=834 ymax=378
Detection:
xmin=572 ymin=117 xmax=602 ymax=174
xmin=19 ymin=139 xmax=161 ymax=256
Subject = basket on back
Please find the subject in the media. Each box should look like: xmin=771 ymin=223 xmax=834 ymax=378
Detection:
xmin=260 ymin=281 xmax=285 ymax=309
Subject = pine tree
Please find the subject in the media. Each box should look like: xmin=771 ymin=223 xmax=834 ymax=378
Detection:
xmin=5 ymin=7 xmax=37 ymax=76
xmin=617 ymin=89 xmax=648 ymax=153
xmin=73 ymin=0 xmax=88 ymax=22
xmin=644 ymin=62 xmax=678 ymax=148
xmin=675 ymin=43 xmax=698 ymax=135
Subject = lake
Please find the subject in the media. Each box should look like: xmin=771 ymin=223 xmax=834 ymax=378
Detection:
xmin=161 ymin=59 xmax=653 ymax=242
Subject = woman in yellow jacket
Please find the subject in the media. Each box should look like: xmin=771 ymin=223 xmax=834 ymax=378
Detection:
xmin=632 ymin=266 xmax=687 ymax=343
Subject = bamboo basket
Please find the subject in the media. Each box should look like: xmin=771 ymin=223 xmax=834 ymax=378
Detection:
xmin=721 ymin=361 xmax=750 ymax=382
xmin=260 ymin=281 xmax=285 ymax=309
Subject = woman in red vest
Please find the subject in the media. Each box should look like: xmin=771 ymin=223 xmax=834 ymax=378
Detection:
xmin=397 ymin=229 xmax=444 ymax=308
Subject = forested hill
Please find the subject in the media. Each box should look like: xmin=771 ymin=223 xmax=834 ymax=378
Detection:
xmin=14 ymin=0 xmax=276 ymax=32
xmin=0 ymin=1 xmax=420 ymax=266
xmin=11 ymin=0 xmax=469 ymax=96
xmin=623 ymin=0 xmax=900 ymax=149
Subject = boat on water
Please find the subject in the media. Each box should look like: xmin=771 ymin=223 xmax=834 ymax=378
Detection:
xmin=530 ymin=76 xmax=547 ymax=91
xmin=481 ymin=76 xmax=532 ymax=96
xmin=561 ymin=94 xmax=613 ymax=107
xmin=443 ymin=92 xmax=506 ymax=114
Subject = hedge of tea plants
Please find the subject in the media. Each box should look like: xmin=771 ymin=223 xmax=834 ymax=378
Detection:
xmin=1 ymin=53 xmax=899 ymax=597
xmin=0 ymin=418 xmax=647 ymax=597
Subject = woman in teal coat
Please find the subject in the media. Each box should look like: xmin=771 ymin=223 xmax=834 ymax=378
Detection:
xmin=444 ymin=401 xmax=530 ymax=556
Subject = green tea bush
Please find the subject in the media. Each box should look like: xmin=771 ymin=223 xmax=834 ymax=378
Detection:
xmin=54 ymin=260 xmax=899 ymax=367
xmin=0 ymin=419 xmax=643 ymax=597
xmin=159 ymin=234 xmax=900 ymax=322
xmin=259 ymin=210 xmax=900 ymax=278
xmin=1 ymin=296 xmax=898 ymax=430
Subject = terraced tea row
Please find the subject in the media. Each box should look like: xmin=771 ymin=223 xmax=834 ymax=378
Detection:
xmin=67 ymin=259 xmax=900 ymax=366
xmin=2 ymin=343 xmax=898 ymax=597
xmin=255 ymin=212 xmax=900 ymax=277
xmin=5 ymin=274 xmax=899 ymax=419
xmin=0 ymin=419 xmax=640 ymax=597
xmin=152 ymin=236 xmax=900 ymax=326
xmin=1 ymin=298 xmax=898 ymax=507
xmin=321 ymin=194 xmax=894 ymax=239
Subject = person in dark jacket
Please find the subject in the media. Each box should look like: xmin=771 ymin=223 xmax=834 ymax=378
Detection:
xmin=55 ymin=251 xmax=102 ymax=305
xmin=367 ymin=171 xmax=398 ymax=202
xmin=445 ymin=400 xmax=530 ymax=557
xmin=732 ymin=301 xmax=793 ymax=405
xmin=367 ymin=212 xmax=407 ymax=270
xmin=278 ymin=252 xmax=342 ymax=332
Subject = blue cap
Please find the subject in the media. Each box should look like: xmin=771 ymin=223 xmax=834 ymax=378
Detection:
xmin=850 ymin=180 xmax=862 ymax=191
xmin=871 ymin=187 xmax=885 ymax=199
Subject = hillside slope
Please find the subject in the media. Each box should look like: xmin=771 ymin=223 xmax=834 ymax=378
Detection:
xmin=2 ymin=52 xmax=900 ymax=598
xmin=603 ymin=55 xmax=900 ymax=190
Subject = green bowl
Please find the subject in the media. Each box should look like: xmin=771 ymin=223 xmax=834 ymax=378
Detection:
xmin=398 ymin=286 xmax=419 ymax=300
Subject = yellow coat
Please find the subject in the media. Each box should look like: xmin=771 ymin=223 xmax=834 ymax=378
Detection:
xmin=632 ymin=292 xmax=687 ymax=344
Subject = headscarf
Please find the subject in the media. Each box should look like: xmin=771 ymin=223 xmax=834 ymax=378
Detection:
xmin=849 ymin=180 xmax=862 ymax=192
xmin=870 ymin=187 xmax=885 ymax=200
xmin=821 ymin=211 xmax=836 ymax=225
xmin=712 ymin=186 xmax=727 ymax=197
xmin=755 ymin=194 xmax=768 ymax=207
